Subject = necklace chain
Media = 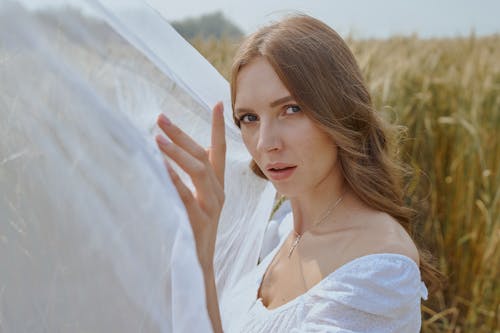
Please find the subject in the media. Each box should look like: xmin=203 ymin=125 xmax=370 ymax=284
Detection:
xmin=287 ymin=191 xmax=346 ymax=258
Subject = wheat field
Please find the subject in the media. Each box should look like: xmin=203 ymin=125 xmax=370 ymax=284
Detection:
xmin=191 ymin=35 xmax=500 ymax=333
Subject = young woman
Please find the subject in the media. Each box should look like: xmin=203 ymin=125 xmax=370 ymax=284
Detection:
xmin=156 ymin=14 xmax=435 ymax=333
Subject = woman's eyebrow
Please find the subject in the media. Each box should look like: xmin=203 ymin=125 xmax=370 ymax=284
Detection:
xmin=235 ymin=96 xmax=295 ymax=115
xmin=269 ymin=95 xmax=294 ymax=107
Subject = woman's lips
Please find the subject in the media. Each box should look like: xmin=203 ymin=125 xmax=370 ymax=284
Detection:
xmin=266 ymin=166 xmax=297 ymax=181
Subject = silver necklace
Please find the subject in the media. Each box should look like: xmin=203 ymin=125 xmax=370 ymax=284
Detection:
xmin=287 ymin=192 xmax=345 ymax=258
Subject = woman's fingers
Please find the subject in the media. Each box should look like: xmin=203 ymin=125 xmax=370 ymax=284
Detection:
xmin=156 ymin=135 xmax=224 ymax=212
xmin=163 ymin=159 xmax=205 ymax=225
xmin=157 ymin=114 xmax=209 ymax=164
xmin=156 ymin=135 xmax=220 ymax=212
xmin=156 ymin=135 xmax=204 ymax=176
xmin=209 ymin=102 xmax=226 ymax=187
xmin=156 ymin=105 xmax=226 ymax=271
xmin=156 ymin=102 xmax=226 ymax=212
xmin=157 ymin=102 xmax=226 ymax=188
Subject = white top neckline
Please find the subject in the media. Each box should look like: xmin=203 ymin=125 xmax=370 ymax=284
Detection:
xmin=222 ymin=224 xmax=428 ymax=332
xmin=254 ymin=234 xmax=423 ymax=314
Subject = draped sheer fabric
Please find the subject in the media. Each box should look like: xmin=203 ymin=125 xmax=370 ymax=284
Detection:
xmin=0 ymin=1 xmax=275 ymax=331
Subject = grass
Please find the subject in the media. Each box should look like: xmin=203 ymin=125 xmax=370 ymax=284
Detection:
xmin=191 ymin=34 xmax=500 ymax=333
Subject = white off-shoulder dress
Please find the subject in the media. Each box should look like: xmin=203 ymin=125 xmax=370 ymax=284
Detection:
xmin=221 ymin=213 xmax=428 ymax=333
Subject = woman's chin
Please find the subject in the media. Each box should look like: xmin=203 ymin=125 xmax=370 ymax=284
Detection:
xmin=271 ymin=183 xmax=301 ymax=199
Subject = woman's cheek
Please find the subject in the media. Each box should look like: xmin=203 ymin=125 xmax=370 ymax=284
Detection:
xmin=241 ymin=130 xmax=258 ymax=158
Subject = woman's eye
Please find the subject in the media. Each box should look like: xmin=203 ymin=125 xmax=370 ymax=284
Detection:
xmin=240 ymin=114 xmax=258 ymax=123
xmin=284 ymin=105 xmax=301 ymax=115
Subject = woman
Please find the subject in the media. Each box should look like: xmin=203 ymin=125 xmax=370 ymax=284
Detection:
xmin=156 ymin=14 xmax=435 ymax=332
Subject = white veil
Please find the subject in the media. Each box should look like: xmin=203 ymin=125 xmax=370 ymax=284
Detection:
xmin=0 ymin=0 xmax=275 ymax=331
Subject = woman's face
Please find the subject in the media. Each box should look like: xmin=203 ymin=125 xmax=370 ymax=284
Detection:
xmin=234 ymin=57 xmax=341 ymax=198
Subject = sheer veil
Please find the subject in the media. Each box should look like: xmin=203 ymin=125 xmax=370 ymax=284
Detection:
xmin=0 ymin=0 xmax=275 ymax=331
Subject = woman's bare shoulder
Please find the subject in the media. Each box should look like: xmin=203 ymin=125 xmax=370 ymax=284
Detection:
xmin=353 ymin=211 xmax=420 ymax=265
xmin=314 ymin=194 xmax=421 ymax=278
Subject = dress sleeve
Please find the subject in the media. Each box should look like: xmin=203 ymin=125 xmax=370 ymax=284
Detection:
xmin=291 ymin=254 xmax=428 ymax=333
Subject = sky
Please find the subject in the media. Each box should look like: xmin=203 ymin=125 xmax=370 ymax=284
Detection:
xmin=22 ymin=0 xmax=500 ymax=39
xmin=148 ymin=0 xmax=500 ymax=38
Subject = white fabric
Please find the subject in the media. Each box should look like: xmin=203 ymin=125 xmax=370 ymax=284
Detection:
xmin=0 ymin=1 xmax=275 ymax=331
xmin=86 ymin=0 xmax=277 ymax=309
xmin=223 ymin=214 xmax=429 ymax=333
xmin=259 ymin=201 xmax=292 ymax=262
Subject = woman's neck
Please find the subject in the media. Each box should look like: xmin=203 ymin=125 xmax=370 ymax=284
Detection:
xmin=289 ymin=174 xmax=347 ymax=235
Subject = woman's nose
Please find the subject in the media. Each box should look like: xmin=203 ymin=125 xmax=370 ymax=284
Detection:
xmin=257 ymin=121 xmax=282 ymax=152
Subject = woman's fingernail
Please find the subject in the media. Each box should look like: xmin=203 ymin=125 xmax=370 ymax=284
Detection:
xmin=159 ymin=114 xmax=172 ymax=126
xmin=217 ymin=101 xmax=224 ymax=112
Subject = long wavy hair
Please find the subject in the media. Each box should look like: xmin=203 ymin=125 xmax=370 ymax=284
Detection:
xmin=230 ymin=14 xmax=441 ymax=291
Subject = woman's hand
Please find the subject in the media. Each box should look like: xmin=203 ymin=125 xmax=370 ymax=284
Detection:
xmin=155 ymin=102 xmax=226 ymax=271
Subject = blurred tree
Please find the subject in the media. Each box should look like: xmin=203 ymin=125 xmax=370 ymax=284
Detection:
xmin=171 ymin=11 xmax=243 ymax=40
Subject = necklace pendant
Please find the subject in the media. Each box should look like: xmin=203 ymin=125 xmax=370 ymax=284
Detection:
xmin=288 ymin=234 xmax=302 ymax=258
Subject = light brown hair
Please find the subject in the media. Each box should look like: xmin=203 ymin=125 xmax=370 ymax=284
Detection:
xmin=230 ymin=14 xmax=441 ymax=291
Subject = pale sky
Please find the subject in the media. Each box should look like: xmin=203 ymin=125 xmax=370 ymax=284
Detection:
xmin=23 ymin=0 xmax=500 ymax=38
xmin=148 ymin=0 xmax=500 ymax=38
